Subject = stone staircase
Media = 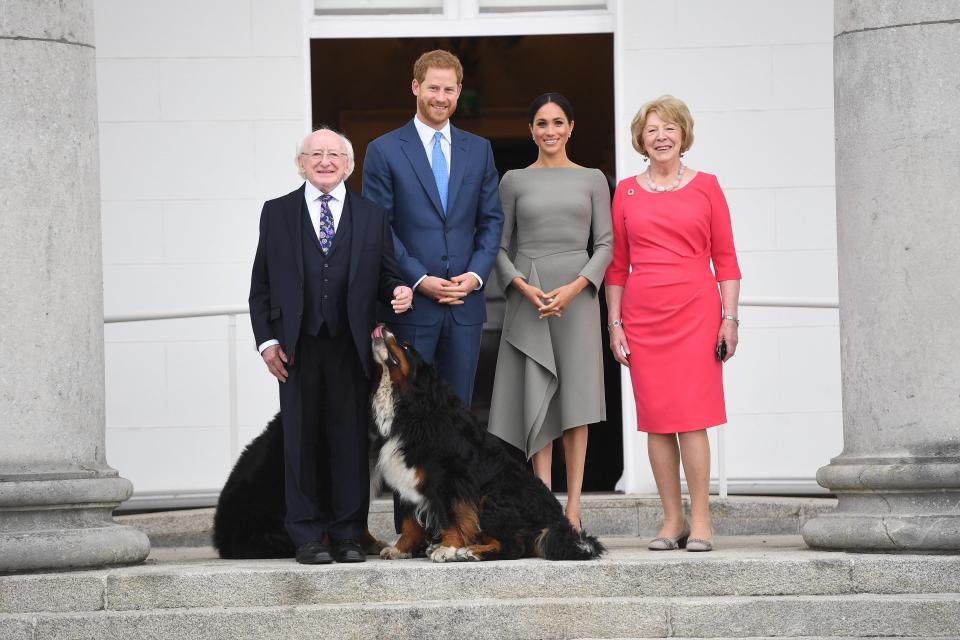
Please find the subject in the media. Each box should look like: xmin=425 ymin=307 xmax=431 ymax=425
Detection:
xmin=2 ymin=496 xmax=959 ymax=639
xmin=117 ymin=494 xmax=837 ymax=548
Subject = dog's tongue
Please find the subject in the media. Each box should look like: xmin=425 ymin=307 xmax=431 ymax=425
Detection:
xmin=371 ymin=324 xmax=384 ymax=339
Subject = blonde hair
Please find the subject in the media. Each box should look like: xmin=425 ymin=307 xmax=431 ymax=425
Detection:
xmin=630 ymin=95 xmax=695 ymax=157
xmin=413 ymin=49 xmax=463 ymax=84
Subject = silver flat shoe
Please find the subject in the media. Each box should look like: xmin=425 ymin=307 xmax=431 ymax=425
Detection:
xmin=648 ymin=522 xmax=690 ymax=550
xmin=686 ymin=537 xmax=713 ymax=552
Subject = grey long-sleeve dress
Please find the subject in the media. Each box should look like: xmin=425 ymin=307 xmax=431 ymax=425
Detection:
xmin=487 ymin=168 xmax=613 ymax=458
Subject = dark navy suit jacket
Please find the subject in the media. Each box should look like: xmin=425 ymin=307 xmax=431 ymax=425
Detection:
xmin=362 ymin=118 xmax=504 ymax=327
xmin=248 ymin=184 xmax=405 ymax=378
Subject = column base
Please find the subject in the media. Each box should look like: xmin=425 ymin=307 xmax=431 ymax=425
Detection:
xmin=801 ymin=457 xmax=960 ymax=552
xmin=0 ymin=475 xmax=151 ymax=573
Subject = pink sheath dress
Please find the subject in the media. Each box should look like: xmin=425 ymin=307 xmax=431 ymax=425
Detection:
xmin=605 ymin=172 xmax=741 ymax=434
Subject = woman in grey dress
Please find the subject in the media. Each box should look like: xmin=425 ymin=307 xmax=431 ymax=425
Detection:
xmin=488 ymin=93 xmax=613 ymax=531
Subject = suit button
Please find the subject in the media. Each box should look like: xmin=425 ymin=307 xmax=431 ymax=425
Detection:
xmin=323 ymin=295 xmax=328 ymax=299
xmin=323 ymin=263 xmax=329 ymax=268
xmin=323 ymin=278 xmax=329 ymax=283
xmin=441 ymin=255 xmax=448 ymax=261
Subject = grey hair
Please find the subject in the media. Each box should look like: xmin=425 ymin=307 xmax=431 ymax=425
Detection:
xmin=295 ymin=126 xmax=355 ymax=180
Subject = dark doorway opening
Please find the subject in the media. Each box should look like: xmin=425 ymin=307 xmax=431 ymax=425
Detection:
xmin=310 ymin=33 xmax=622 ymax=492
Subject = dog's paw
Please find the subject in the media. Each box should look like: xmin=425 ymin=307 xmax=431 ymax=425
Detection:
xmin=380 ymin=545 xmax=412 ymax=560
xmin=455 ymin=547 xmax=480 ymax=562
xmin=425 ymin=541 xmax=441 ymax=556
xmin=428 ymin=545 xmax=460 ymax=563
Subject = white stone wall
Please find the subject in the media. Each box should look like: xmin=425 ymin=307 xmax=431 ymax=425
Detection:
xmin=615 ymin=0 xmax=842 ymax=493
xmin=95 ymin=0 xmax=308 ymax=501
xmin=95 ymin=0 xmax=841 ymax=503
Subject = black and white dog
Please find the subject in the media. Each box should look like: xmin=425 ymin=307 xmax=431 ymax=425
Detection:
xmin=212 ymin=413 xmax=384 ymax=559
xmin=370 ymin=323 xmax=605 ymax=562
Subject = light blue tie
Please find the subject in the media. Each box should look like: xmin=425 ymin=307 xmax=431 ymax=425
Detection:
xmin=431 ymin=130 xmax=448 ymax=214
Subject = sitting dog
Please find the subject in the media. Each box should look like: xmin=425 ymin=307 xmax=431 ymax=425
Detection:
xmin=370 ymin=323 xmax=606 ymax=562
xmin=212 ymin=413 xmax=385 ymax=559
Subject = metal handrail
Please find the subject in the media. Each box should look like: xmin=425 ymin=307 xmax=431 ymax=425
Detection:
xmin=102 ymin=297 xmax=838 ymax=324
xmin=104 ymin=305 xmax=249 ymax=324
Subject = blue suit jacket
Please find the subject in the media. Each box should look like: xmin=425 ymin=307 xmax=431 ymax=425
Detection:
xmin=362 ymin=118 xmax=504 ymax=326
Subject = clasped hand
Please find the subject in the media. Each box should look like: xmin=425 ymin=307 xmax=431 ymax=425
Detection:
xmin=418 ymin=273 xmax=479 ymax=305
xmin=513 ymin=276 xmax=587 ymax=320
xmin=391 ymin=285 xmax=414 ymax=314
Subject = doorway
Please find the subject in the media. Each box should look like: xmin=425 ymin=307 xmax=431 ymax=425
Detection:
xmin=310 ymin=33 xmax=621 ymax=491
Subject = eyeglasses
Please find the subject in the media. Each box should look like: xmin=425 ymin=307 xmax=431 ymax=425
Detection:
xmin=301 ymin=150 xmax=347 ymax=162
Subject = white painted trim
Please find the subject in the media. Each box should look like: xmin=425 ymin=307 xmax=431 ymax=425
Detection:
xmin=301 ymin=0 xmax=314 ymax=133
xmin=308 ymin=11 xmax=614 ymax=39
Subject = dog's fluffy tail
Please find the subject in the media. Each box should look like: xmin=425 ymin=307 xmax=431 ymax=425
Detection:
xmin=536 ymin=520 xmax=606 ymax=561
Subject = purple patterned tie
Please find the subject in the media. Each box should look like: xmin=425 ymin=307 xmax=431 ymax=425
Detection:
xmin=317 ymin=193 xmax=335 ymax=254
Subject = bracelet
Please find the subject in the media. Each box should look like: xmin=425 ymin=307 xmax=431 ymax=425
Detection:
xmin=722 ymin=315 xmax=739 ymax=326
xmin=608 ymin=319 xmax=623 ymax=329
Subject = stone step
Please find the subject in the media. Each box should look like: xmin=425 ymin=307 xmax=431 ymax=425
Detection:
xmin=118 ymin=494 xmax=837 ymax=548
xmin=4 ymin=536 xmax=959 ymax=613
xmin=2 ymin=593 xmax=959 ymax=639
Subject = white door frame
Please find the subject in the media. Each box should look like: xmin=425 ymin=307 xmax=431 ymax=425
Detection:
xmin=301 ymin=0 xmax=651 ymax=490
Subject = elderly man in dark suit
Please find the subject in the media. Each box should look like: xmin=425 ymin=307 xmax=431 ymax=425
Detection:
xmin=249 ymin=127 xmax=413 ymax=564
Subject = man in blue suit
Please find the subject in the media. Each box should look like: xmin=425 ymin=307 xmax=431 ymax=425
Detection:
xmin=362 ymin=49 xmax=504 ymax=408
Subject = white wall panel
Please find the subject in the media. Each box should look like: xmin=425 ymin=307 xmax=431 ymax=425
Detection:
xmin=736 ymin=250 xmax=838 ymax=299
xmin=101 ymin=201 xmax=165 ymax=264
xmin=159 ymin=58 xmax=304 ymax=121
xmin=95 ymin=59 xmax=161 ymax=122
xmin=95 ymin=0 xmax=838 ymax=501
xmin=621 ymin=0 xmax=833 ymax=50
xmin=253 ymin=120 xmax=314 ymax=197
xmin=103 ymin=263 xmax=251 ymax=314
xmin=104 ymin=317 xmax=227 ymax=343
xmin=100 ymin=122 xmax=259 ymax=201
xmin=104 ymin=342 xmax=167 ymax=428
xmin=724 ymin=188 xmax=777 ymax=252
xmin=616 ymin=0 xmax=838 ymax=493
xmin=775 ymin=187 xmax=837 ymax=250
xmin=724 ymin=412 xmax=843 ymax=478
xmin=252 ymin=0 xmax=306 ymax=57
xmin=95 ymin=0 xmax=307 ymax=504
xmin=162 ymin=199 xmax=262 ymax=264
xmin=106 ymin=426 xmax=232 ymax=493
xmin=165 ymin=341 xmax=232 ymax=427
xmin=94 ymin=0 xmax=255 ymax=59
xmin=770 ymin=44 xmax=834 ymax=110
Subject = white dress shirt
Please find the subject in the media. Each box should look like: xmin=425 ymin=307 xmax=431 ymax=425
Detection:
xmin=409 ymin=116 xmax=482 ymax=291
xmin=304 ymin=179 xmax=346 ymax=235
xmin=413 ymin=116 xmax=451 ymax=177
xmin=257 ymin=180 xmax=347 ymax=354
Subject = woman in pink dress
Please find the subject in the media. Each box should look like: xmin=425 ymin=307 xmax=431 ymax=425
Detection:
xmin=605 ymin=96 xmax=741 ymax=552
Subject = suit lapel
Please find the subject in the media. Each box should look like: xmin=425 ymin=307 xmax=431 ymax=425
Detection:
xmin=399 ymin=119 xmax=445 ymax=219
xmin=284 ymin=184 xmax=306 ymax=282
xmin=346 ymin=191 xmax=365 ymax=287
xmin=447 ymin=125 xmax=469 ymax=215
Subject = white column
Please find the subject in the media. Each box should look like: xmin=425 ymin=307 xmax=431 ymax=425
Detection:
xmin=802 ymin=0 xmax=960 ymax=551
xmin=0 ymin=0 xmax=150 ymax=571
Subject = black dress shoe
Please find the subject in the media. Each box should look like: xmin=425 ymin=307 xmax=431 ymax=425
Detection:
xmin=296 ymin=540 xmax=333 ymax=565
xmin=334 ymin=539 xmax=365 ymax=563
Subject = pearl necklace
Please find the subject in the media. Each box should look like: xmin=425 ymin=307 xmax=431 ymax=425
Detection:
xmin=645 ymin=163 xmax=685 ymax=192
